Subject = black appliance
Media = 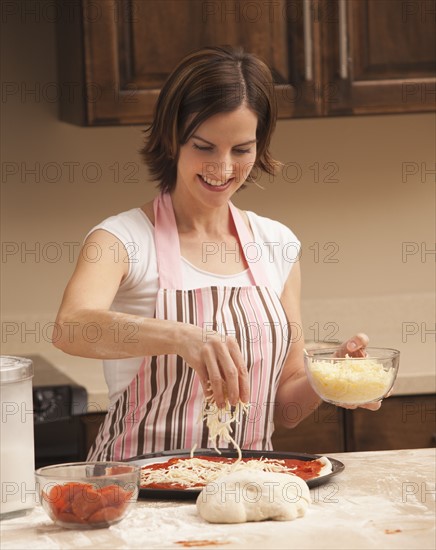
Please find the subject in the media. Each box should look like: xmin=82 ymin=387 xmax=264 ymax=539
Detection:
xmin=26 ymin=355 xmax=88 ymax=468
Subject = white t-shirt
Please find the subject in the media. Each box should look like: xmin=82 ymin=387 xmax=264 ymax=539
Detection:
xmin=86 ymin=207 xmax=301 ymax=405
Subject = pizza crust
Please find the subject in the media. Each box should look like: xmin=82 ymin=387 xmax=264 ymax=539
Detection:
xmin=196 ymin=469 xmax=311 ymax=524
xmin=317 ymin=456 xmax=333 ymax=477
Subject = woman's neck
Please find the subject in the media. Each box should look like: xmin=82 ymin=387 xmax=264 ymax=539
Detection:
xmin=170 ymin=190 xmax=232 ymax=236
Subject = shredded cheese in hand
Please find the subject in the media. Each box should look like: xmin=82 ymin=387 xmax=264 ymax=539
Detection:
xmin=200 ymin=394 xmax=250 ymax=460
xmin=140 ymin=387 xmax=256 ymax=489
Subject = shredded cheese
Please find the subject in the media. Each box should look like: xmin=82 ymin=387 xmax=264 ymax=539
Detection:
xmin=140 ymin=391 xmax=333 ymax=489
xmin=143 ymin=386 xmax=328 ymax=489
xmin=140 ymin=392 xmax=333 ymax=489
xmin=140 ymin=394 xmax=274 ymax=489
xmin=307 ymin=356 xmax=394 ymax=404
xmin=140 ymin=456 xmax=300 ymax=489
xmin=200 ymin=395 xmax=250 ymax=460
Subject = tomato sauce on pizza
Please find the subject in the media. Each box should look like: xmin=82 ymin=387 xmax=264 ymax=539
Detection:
xmin=140 ymin=456 xmax=325 ymax=490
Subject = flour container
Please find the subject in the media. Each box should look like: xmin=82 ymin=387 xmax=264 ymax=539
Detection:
xmin=0 ymin=356 xmax=36 ymax=519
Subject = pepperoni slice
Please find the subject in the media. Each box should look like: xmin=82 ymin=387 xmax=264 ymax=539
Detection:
xmin=42 ymin=482 xmax=131 ymax=525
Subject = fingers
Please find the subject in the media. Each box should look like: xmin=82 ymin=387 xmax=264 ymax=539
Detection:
xmin=202 ymin=346 xmax=227 ymax=408
xmin=361 ymin=401 xmax=382 ymax=411
xmin=201 ymin=334 xmax=248 ymax=407
xmin=228 ymin=340 xmax=250 ymax=404
xmin=347 ymin=332 xmax=369 ymax=355
xmin=335 ymin=332 xmax=369 ymax=357
xmin=199 ymin=376 xmax=213 ymax=400
xmin=336 ymin=400 xmax=382 ymax=411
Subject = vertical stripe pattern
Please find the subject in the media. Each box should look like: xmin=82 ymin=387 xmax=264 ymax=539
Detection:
xmin=87 ymin=285 xmax=291 ymax=461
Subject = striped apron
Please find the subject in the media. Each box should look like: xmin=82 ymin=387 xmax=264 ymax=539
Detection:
xmin=88 ymin=192 xmax=291 ymax=461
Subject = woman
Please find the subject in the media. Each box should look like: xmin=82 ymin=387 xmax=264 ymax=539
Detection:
xmin=54 ymin=46 xmax=378 ymax=461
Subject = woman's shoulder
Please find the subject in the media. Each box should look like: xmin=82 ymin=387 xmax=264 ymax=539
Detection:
xmin=86 ymin=207 xmax=154 ymax=246
xmin=99 ymin=206 xmax=152 ymax=227
xmin=95 ymin=206 xmax=152 ymax=230
xmin=243 ymin=209 xmax=300 ymax=243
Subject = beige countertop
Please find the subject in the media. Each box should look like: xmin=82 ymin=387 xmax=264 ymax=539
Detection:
xmin=1 ymin=448 xmax=435 ymax=549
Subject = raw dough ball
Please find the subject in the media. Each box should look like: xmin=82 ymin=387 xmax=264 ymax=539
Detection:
xmin=196 ymin=469 xmax=311 ymax=524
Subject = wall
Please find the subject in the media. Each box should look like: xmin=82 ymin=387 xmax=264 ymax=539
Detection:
xmin=1 ymin=8 xmax=434 ymax=390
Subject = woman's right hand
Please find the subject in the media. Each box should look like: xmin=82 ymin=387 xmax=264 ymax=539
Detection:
xmin=179 ymin=325 xmax=249 ymax=408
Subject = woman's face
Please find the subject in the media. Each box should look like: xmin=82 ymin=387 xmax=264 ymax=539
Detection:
xmin=174 ymin=106 xmax=257 ymax=207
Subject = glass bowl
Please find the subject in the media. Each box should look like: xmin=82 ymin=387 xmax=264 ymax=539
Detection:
xmin=35 ymin=462 xmax=140 ymax=529
xmin=304 ymin=347 xmax=400 ymax=406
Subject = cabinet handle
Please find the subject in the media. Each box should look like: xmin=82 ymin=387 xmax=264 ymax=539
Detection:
xmin=338 ymin=0 xmax=348 ymax=79
xmin=303 ymin=0 xmax=313 ymax=81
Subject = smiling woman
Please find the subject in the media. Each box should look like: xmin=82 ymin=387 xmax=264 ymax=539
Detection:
xmin=191 ymin=128 xmax=257 ymax=190
xmin=53 ymin=45 xmax=376 ymax=463
xmin=140 ymin=45 xmax=280 ymax=193
xmin=173 ymin=106 xmax=258 ymax=210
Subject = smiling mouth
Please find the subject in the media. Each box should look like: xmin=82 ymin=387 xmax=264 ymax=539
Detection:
xmin=198 ymin=174 xmax=233 ymax=187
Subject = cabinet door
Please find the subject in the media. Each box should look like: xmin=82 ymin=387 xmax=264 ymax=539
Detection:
xmin=320 ymin=0 xmax=436 ymax=115
xmin=272 ymin=403 xmax=345 ymax=454
xmin=57 ymin=0 xmax=307 ymax=125
xmin=347 ymin=395 xmax=436 ymax=451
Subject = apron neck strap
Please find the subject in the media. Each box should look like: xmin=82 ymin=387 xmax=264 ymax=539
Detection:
xmin=227 ymin=201 xmax=270 ymax=287
xmin=153 ymin=192 xmax=269 ymax=289
xmin=153 ymin=192 xmax=183 ymax=290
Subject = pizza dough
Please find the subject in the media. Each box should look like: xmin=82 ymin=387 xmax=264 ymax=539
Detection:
xmin=196 ymin=469 xmax=311 ymax=523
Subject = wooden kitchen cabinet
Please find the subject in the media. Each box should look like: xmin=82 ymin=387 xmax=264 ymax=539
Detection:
xmin=56 ymin=0 xmax=435 ymax=126
xmin=272 ymin=402 xmax=345 ymax=454
xmin=57 ymin=0 xmax=296 ymax=125
xmin=320 ymin=0 xmax=436 ymax=115
xmin=273 ymin=395 xmax=436 ymax=454
xmin=345 ymin=395 xmax=436 ymax=451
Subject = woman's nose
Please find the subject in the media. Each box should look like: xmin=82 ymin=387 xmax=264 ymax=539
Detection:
xmin=203 ymin=158 xmax=235 ymax=182
xmin=219 ymin=150 xmax=241 ymax=179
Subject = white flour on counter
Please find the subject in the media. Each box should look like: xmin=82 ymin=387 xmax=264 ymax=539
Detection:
xmin=109 ymin=504 xmax=264 ymax=548
xmin=1 ymin=449 xmax=435 ymax=550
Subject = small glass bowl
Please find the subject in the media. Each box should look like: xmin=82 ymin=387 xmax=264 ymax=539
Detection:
xmin=35 ymin=462 xmax=140 ymax=529
xmin=304 ymin=347 xmax=400 ymax=406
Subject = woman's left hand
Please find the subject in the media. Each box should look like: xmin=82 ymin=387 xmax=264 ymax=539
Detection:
xmin=334 ymin=332 xmax=382 ymax=411
xmin=334 ymin=332 xmax=369 ymax=359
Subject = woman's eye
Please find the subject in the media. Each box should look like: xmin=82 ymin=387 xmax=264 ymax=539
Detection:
xmin=193 ymin=144 xmax=212 ymax=151
xmin=193 ymin=144 xmax=252 ymax=154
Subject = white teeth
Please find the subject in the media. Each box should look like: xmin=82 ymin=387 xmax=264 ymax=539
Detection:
xmin=200 ymin=175 xmax=230 ymax=187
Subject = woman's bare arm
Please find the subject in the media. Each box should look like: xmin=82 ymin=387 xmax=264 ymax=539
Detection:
xmin=275 ymin=261 xmax=381 ymax=428
xmin=274 ymin=260 xmax=322 ymax=429
xmin=53 ymin=229 xmax=248 ymax=407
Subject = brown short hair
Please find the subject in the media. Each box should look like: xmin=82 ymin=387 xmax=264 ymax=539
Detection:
xmin=140 ymin=45 xmax=280 ymax=193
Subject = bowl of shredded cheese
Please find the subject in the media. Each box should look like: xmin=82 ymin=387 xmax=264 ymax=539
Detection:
xmin=304 ymin=347 xmax=400 ymax=406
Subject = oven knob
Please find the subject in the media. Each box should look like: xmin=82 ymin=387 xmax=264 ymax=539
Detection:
xmin=33 ymin=390 xmax=58 ymax=421
xmin=34 ymin=390 xmax=49 ymax=412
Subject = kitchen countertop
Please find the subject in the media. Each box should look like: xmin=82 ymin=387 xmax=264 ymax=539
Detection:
xmin=1 ymin=448 xmax=435 ymax=549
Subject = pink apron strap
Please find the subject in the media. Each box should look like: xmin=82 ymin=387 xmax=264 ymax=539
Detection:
xmin=228 ymin=201 xmax=270 ymax=288
xmin=153 ymin=193 xmax=270 ymax=289
xmin=153 ymin=192 xmax=184 ymax=290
